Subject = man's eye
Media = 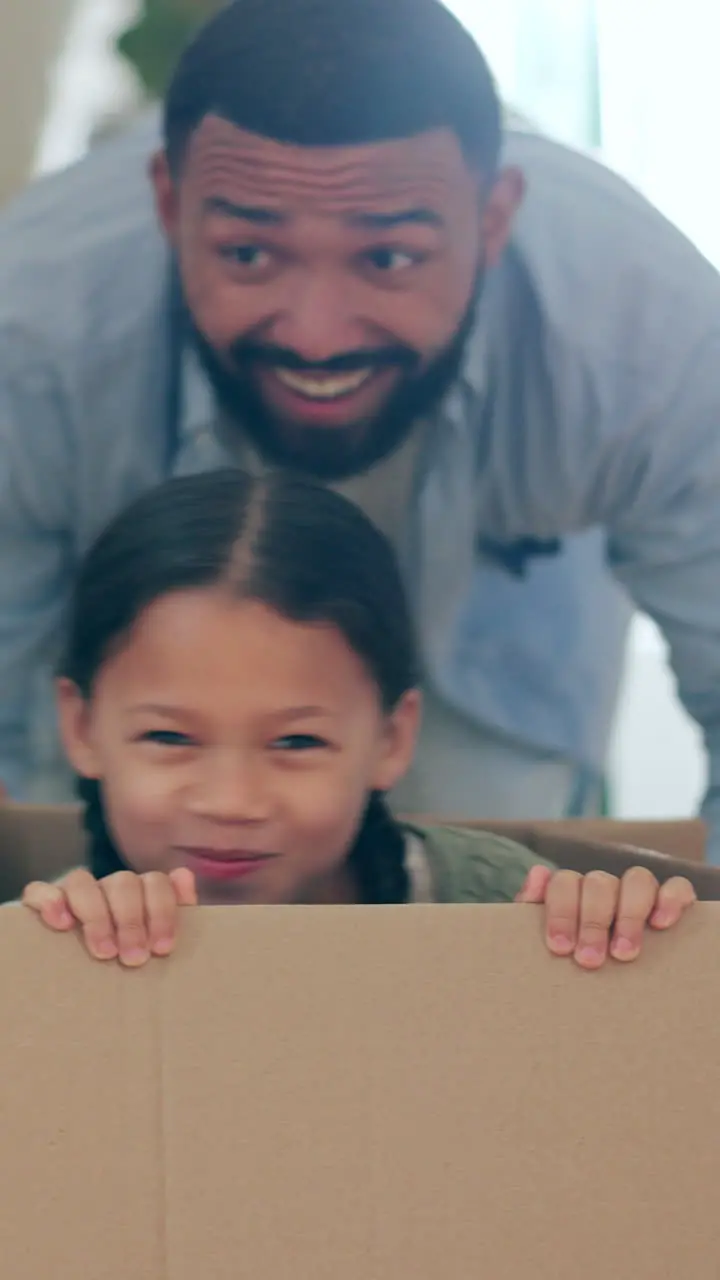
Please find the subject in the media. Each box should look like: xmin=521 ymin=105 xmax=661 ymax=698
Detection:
xmin=140 ymin=730 xmax=193 ymax=747
xmin=364 ymin=247 xmax=419 ymax=273
xmin=272 ymin=734 xmax=327 ymax=751
xmin=220 ymin=245 xmax=271 ymax=268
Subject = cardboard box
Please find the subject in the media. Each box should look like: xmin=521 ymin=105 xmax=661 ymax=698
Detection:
xmin=0 ymin=804 xmax=708 ymax=903
xmin=2 ymin=893 xmax=720 ymax=1278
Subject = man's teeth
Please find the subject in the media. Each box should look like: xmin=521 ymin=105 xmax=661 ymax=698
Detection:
xmin=274 ymin=367 xmax=373 ymax=400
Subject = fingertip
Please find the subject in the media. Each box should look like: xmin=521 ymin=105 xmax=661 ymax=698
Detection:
xmin=52 ymin=907 xmax=75 ymax=931
xmin=39 ymin=898 xmax=74 ymax=931
xmin=151 ymin=936 xmax=176 ymax=957
xmin=610 ymin=936 xmax=641 ymax=962
xmin=522 ymin=865 xmax=552 ymax=904
xmin=574 ymin=945 xmax=607 ymax=970
xmin=515 ymin=877 xmax=532 ymax=904
xmin=546 ymin=932 xmax=575 ymax=957
xmin=90 ymin=939 xmax=119 ymax=961
xmin=650 ymin=906 xmax=680 ymax=930
xmin=171 ymin=867 xmax=198 ymax=906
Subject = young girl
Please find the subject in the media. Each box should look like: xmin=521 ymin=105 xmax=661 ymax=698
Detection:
xmin=23 ymin=469 xmax=694 ymax=967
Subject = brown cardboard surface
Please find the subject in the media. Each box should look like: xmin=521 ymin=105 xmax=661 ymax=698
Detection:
xmin=469 ymin=816 xmax=707 ymax=862
xmin=0 ymin=803 xmax=85 ymax=898
xmin=2 ymin=902 xmax=720 ymax=1278
xmin=0 ymin=804 xmax=708 ymax=903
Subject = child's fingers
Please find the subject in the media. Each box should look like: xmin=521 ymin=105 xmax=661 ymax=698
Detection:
xmin=142 ymin=872 xmax=182 ymax=957
xmin=650 ymin=876 xmax=697 ymax=930
xmin=610 ymin=867 xmax=660 ymax=961
xmin=59 ymin=869 xmax=118 ymax=960
xmin=22 ymin=881 xmax=75 ymax=931
xmin=102 ymin=872 xmax=151 ymax=967
xmin=515 ymin=864 xmax=553 ymax=903
xmin=169 ymin=866 xmax=198 ymax=907
xmin=543 ymin=870 xmax=582 ymax=956
xmin=574 ymin=871 xmax=619 ymax=968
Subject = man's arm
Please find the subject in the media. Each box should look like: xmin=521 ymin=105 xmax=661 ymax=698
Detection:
xmin=0 ymin=327 xmax=74 ymax=795
xmin=603 ymin=332 xmax=720 ymax=861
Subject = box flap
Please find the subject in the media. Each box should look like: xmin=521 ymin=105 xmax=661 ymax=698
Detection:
xmin=2 ymin=904 xmax=720 ymax=1277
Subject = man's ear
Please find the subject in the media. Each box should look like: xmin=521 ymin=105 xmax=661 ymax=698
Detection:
xmin=481 ymin=165 xmax=525 ymax=268
xmin=149 ymin=148 xmax=180 ymax=243
xmin=56 ymin=678 xmax=101 ymax=780
xmin=371 ymin=690 xmax=422 ymax=794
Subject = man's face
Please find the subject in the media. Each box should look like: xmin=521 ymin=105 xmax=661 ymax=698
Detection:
xmin=153 ymin=117 xmax=522 ymax=477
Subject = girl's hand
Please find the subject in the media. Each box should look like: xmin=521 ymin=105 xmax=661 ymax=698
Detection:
xmin=516 ymin=864 xmax=696 ymax=969
xmin=22 ymin=867 xmax=197 ymax=966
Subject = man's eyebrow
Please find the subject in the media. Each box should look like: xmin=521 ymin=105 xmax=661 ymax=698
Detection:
xmin=203 ymin=196 xmax=286 ymax=224
xmin=348 ymin=208 xmax=444 ymax=230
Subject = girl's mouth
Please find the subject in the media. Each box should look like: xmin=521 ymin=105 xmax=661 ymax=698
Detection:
xmin=181 ymin=850 xmax=276 ymax=882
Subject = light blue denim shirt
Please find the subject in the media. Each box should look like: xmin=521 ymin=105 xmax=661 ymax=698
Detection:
xmin=2 ymin=115 xmax=720 ymax=852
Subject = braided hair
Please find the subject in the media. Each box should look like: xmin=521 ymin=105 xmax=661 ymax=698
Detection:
xmin=62 ymin=470 xmax=418 ymax=904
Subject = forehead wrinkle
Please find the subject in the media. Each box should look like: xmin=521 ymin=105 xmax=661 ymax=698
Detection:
xmin=191 ymin=116 xmax=461 ymax=167
xmin=196 ymin=139 xmax=458 ymax=180
xmin=189 ymin=132 xmax=463 ymax=208
xmin=195 ymin=153 xmax=456 ymax=216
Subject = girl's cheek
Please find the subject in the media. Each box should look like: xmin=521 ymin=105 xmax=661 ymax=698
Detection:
xmin=292 ymin=781 xmax=369 ymax=860
xmin=101 ymin=768 xmax=180 ymax=872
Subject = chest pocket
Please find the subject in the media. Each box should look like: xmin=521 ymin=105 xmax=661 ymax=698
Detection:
xmin=477 ymin=535 xmax=562 ymax=578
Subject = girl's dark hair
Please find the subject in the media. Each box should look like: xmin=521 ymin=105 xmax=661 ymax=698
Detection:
xmin=163 ymin=0 xmax=501 ymax=175
xmin=63 ymin=469 xmax=420 ymax=903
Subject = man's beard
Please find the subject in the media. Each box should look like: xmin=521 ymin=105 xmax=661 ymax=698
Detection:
xmin=182 ymin=272 xmax=483 ymax=481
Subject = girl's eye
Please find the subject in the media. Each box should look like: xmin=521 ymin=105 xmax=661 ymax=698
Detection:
xmin=219 ymin=245 xmax=271 ymax=269
xmin=363 ymin=247 xmax=420 ymax=273
xmin=272 ymin=734 xmax=327 ymax=752
xmin=139 ymin=730 xmax=194 ymax=747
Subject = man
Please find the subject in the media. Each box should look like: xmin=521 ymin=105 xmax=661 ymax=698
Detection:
xmin=2 ymin=0 xmax=720 ymax=851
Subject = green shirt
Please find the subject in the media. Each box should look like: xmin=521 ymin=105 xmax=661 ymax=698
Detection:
xmin=406 ymin=823 xmax=555 ymax=904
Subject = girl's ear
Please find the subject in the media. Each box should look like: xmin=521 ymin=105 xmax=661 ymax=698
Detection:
xmin=56 ymin=678 xmax=102 ymax=780
xmin=371 ymin=689 xmax=422 ymax=793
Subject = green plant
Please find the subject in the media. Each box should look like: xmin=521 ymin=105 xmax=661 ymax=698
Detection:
xmin=117 ymin=0 xmax=225 ymax=98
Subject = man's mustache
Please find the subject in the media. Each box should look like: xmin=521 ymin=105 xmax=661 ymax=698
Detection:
xmin=227 ymin=340 xmax=420 ymax=376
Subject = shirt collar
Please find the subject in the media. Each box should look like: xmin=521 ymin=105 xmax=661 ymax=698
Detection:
xmin=457 ymin=275 xmax=494 ymax=399
xmin=178 ymin=342 xmax=218 ymax=442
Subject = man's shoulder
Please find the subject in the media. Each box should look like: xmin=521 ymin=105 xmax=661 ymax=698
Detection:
xmin=505 ymin=127 xmax=703 ymax=265
xmin=502 ymin=128 xmax=720 ymax=352
xmin=0 ymin=112 xmax=167 ymax=356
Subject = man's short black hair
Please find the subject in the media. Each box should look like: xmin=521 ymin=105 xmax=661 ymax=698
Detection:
xmin=163 ymin=0 xmax=501 ymax=175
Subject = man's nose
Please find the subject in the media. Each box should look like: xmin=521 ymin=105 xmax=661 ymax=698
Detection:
xmin=272 ymin=274 xmax=365 ymax=364
xmin=187 ymin=750 xmax=271 ymax=823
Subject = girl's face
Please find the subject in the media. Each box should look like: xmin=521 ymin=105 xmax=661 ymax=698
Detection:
xmin=58 ymin=589 xmax=419 ymax=905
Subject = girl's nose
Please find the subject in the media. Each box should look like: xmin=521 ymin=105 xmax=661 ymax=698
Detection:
xmin=186 ymin=749 xmax=272 ymax=823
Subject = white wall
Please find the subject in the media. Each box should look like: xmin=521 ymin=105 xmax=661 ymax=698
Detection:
xmin=0 ymin=0 xmax=80 ymax=202
xmin=34 ymin=0 xmax=139 ymax=176
xmin=609 ymin=619 xmax=706 ymax=818
xmin=596 ymin=0 xmax=717 ymax=816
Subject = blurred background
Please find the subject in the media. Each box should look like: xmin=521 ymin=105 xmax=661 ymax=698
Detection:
xmin=2 ymin=0 xmax=715 ymax=819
